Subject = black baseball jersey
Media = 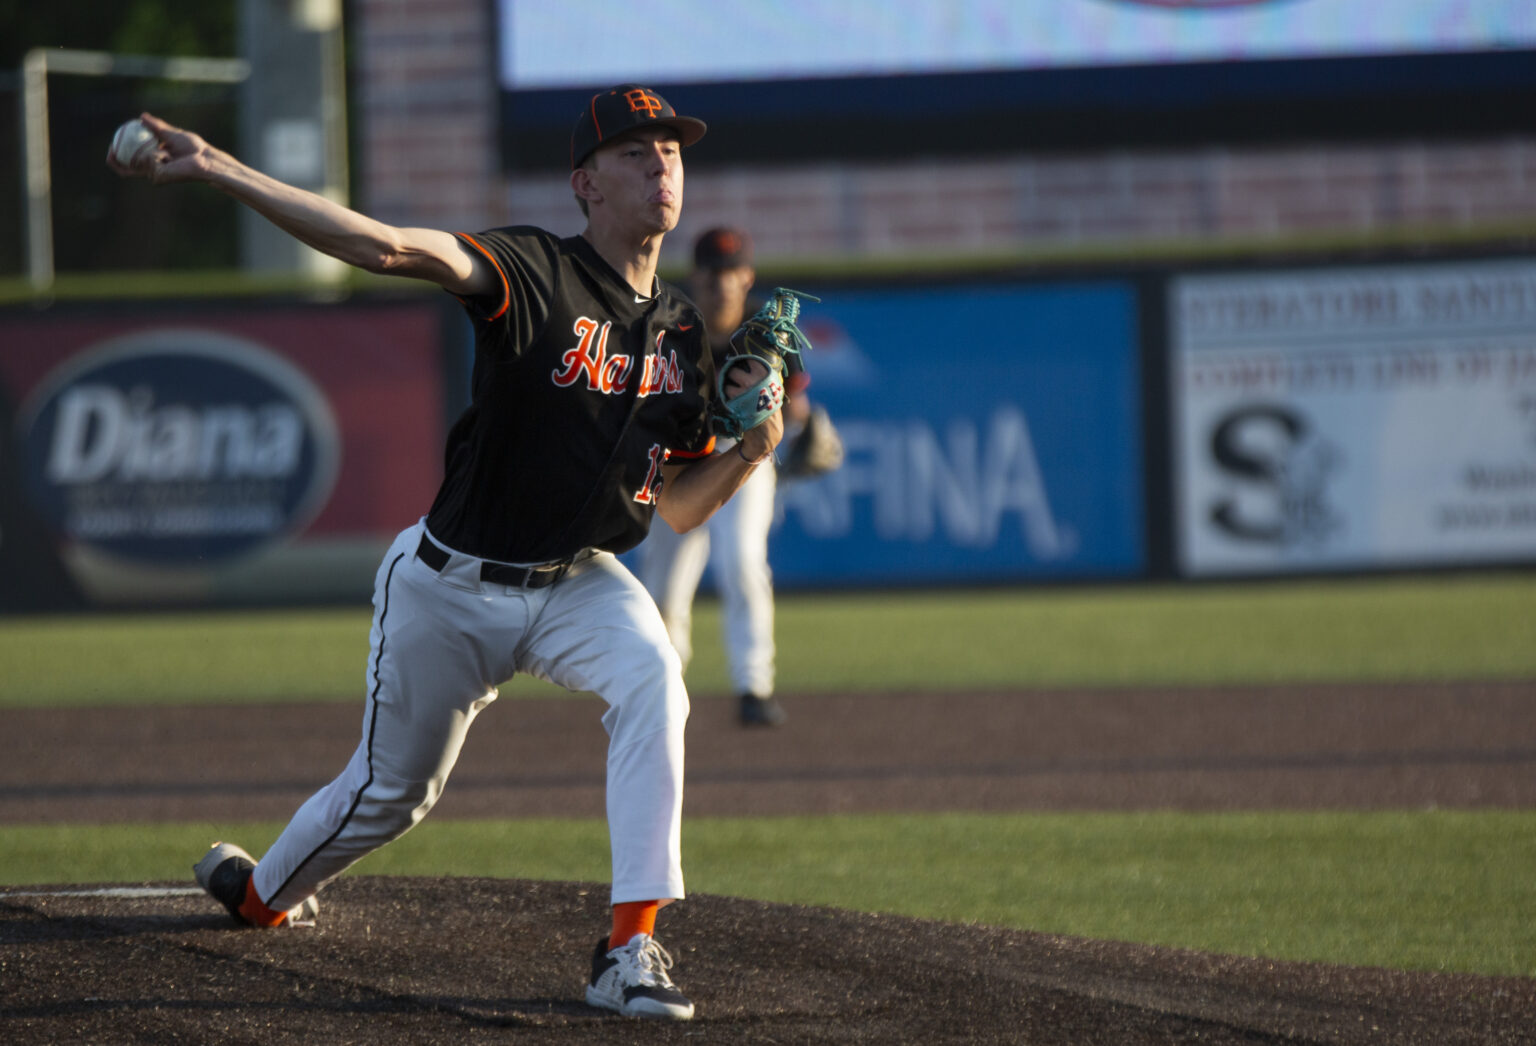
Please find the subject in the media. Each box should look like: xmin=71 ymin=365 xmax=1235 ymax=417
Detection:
xmin=424 ymin=227 xmax=716 ymax=563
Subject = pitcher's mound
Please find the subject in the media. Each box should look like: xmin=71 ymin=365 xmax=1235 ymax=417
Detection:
xmin=2 ymin=876 xmax=1530 ymax=1045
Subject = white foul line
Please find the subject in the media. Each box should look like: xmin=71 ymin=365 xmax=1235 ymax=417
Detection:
xmin=1 ymin=886 xmax=203 ymax=899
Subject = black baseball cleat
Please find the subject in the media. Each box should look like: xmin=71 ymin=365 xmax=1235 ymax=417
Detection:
xmin=586 ymin=933 xmax=695 ymax=1020
xmin=193 ymin=841 xmax=318 ymax=928
xmin=739 ymin=691 xmax=787 ymax=727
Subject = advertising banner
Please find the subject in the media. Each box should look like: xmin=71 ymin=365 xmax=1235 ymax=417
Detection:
xmin=759 ymin=281 xmax=1144 ymax=588
xmin=0 ymin=300 xmax=446 ymax=609
xmin=501 ymin=0 xmax=1536 ymax=87
xmin=1171 ymin=257 xmax=1536 ymax=576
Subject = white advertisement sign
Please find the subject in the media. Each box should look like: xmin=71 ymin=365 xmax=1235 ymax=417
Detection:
xmin=500 ymin=0 xmax=1536 ymax=89
xmin=1171 ymin=258 xmax=1536 ymax=575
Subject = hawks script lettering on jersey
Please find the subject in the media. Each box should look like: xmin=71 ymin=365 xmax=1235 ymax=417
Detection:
xmin=551 ymin=319 xmax=687 ymax=397
xmin=425 ymin=227 xmax=716 ymax=564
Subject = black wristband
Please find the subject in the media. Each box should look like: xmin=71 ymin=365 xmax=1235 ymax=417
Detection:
xmin=737 ymin=441 xmax=769 ymax=465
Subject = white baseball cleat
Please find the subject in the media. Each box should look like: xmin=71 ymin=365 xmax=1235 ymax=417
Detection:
xmin=585 ymin=932 xmax=695 ymax=1020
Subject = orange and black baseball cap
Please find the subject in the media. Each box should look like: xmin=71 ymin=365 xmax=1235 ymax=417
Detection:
xmin=694 ymin=227 xmax=754 ymax=270
xmin=571 ymin=84 xmax=707 ymax=169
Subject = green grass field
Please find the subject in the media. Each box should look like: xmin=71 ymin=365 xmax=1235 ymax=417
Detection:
xmin=3 ymin=573 xmax=1533 ymax=707
xmin=2 ymin=572 xmax=1534 ymax=977
xmin=3 ymin=810 xmax=1532 ymax=977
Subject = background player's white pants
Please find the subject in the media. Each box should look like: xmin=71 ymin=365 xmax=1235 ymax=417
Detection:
xmin=640 ymin=461 xmax=776 ymax=697
xmin=252 ymin=521 xmax=689 ymax=910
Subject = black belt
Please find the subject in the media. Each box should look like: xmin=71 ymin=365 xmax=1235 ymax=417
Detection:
xmin=415 ymin=534 xmax=578 ymax=589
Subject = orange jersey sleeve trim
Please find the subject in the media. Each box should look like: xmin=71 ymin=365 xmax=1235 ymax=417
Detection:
xmin=667 ymin=436 xmax=716 ymax=461
xmin=454 ymin=233 xmax=511 ymax=322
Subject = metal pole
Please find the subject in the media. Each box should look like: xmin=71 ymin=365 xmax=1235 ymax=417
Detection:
xmin=42 ymin=50 xmax=250 ymax=83
xmin=22 ymin=49 xmax=54 ymax=293
xmin=239 ymin=0 xmax=347 ymax=280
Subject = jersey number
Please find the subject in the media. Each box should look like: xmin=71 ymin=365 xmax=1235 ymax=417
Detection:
xmin=633 ymin=443 xmax=667 ymax=505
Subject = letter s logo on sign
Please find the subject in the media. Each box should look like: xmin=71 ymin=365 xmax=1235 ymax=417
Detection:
xmin=17 ymin=330 xmax=340 ymax=566
xmin=1207 ymin=404 xmax=1343 ymax=546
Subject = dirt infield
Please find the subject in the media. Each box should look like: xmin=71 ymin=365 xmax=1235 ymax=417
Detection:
xmin=3 ymin=681 xmax=1535 ymax=1043
xmin=7 ymin=681 xmax=1536 ymax=822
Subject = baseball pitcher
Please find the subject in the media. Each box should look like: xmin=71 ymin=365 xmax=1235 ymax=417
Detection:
xmin=108 ymin=83 xmax=813 ymax=1021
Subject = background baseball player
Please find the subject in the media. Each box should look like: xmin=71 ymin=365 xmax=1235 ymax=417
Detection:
xmin=108 ymin=83 xmax=805 ymax=1022
xmin=640 ymin=227 xmax=839 ymax=727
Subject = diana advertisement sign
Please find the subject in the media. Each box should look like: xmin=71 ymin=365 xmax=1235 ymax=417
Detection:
xmin=1170 ymin=257 xmax=1536 ymax=576
xmin=0 ymin=301 xmax=447 ymax=609
xmin=21 ymin=330 xmax=341 ymax=565
xmin=764 ymin=282 xmax=1145 ymax=587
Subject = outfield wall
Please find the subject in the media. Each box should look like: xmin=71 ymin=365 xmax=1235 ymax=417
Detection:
xmin=759 ymin=250 xmax=1536 ymax=590
xmin=1169 ymin=257 xmax=1536 ymax=577
xmin=2 ymin=250 xmax=1533 ymax=611
xmin=0 ymin=296 xmax=460 ymax=611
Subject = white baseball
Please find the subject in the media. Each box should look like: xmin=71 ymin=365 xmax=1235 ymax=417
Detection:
xmin=111 ymin=119 xmax=157 ymax=167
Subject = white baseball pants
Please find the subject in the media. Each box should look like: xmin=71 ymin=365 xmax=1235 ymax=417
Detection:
xmin=252 ymin=520 xmax=689 ymax=910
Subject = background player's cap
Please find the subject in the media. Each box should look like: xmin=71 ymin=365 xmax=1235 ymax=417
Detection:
xmin=571 ymin=84 xmax=707 ymax=169
xmin=694 ymin=227 xmax=754 ymax=270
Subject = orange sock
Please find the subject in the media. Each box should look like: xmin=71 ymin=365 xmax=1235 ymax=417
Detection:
xmin=609 ymin=900 xmax=658 ymax=950
xmin=238 ymin=875 xmax=289 ymax=928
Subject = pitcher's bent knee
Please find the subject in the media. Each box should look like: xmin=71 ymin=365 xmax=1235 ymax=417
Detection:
xmin=599 ymin=646 xmax=690 ymax=741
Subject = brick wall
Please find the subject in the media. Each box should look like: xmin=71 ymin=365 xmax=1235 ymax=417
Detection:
xmin=352 ymin=0 xmax=1536 ymax=267
xmin=481 ymin=140 xmax=1536 ymax=271
xmin=351 ymin=0 xmax=504 ymax=231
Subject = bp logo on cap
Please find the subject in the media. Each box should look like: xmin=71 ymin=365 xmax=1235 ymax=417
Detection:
xmin=622 ymin=87 xmax=665 ymax=117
